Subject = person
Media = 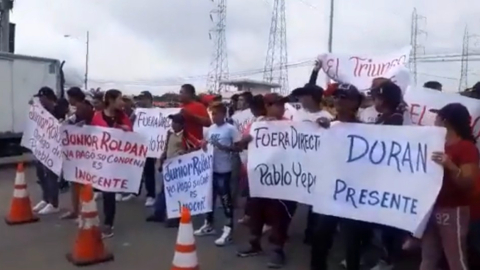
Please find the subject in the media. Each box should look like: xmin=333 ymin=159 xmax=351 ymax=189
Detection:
xmin=229 ymin=94 xmax=240 ymax=118
xmin=131 ymin=91 xmax=157 ymax=206
xmin=310 ymin=84 xmax=373 ymax=270
xmin=424 ymin=81 xmax=442 ymax=91
xmin=237 ymin=92 xmax=253 ymax=111
xmin=194 ymin=102 xmax=241 ymax=246
xmin=66 ymin=87 xmax=86 ymax=107
xmin=420 ymin=103 xmax=479 ymax=270
xmin=123 ymin=95 xmax=136 ymax=119
xmin=179 ymin=84 xmax=210 ymax=146
xmin=90 ymin=89 xmax=132 ymax=238
xmin=60 ymin=99 xmax=95 ymax=220
xmin=237 ymin=93 xmax=297 ymax=268
xmin=146 ymin=113 xmax=198 ymax=226
xmin=92 ymin=91 xmax=105 ymax=111
xmin=31 ymin=87 xmax=63 ymax=215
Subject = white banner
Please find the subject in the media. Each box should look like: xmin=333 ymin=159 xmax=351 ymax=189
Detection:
xmin=404 ymin=86 xmax=480 ymax=149
xmin=247 ymin=121 xmax=323 ymax=204
xmin=61 ymin=125 xmax=148 ymax=193
xmin=313 ymin=123 xmax=445 ymax=236
xmin=163 ymin=148 xmax=214 ymax=218
xmin=321 ymin=46 xmax=411 ymax=91
xmin=20 ymin=102 xmax=63 ymax=175
xmin=134 ymin=107 xmax=180 ymax=157
xmin=231 ymin=109 xmax=254 ymax=133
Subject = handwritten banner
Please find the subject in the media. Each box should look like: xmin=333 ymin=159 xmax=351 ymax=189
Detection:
xmin=133 ymin=107 xmax=180 ymax=157
xmin=61 ymin=125 xmax=148 ymax=193
xmin=163 ymin=148 xmax=214 ymax=218
xmin=313 ymin=123 xmax=445 ymax=236
xmin=321 ymin=46 xmax=411 ymax=91
xmin=404 ymin=86 xmax=480 ymax=149
xmin=247 ymin=121 xmax=324 ymax=204
xmin=20 ymin=102 xmax=63 ymax=175
xmin=231 ymin=109 xmax=254 ymax=134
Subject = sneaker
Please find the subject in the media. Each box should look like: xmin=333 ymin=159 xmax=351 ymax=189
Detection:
xmin=262 ymin=224 xmax=272 ymax=234
xmin=102 ymin=226 xmax=114 ymax=239
xmin=121 ymin=194 xmax=136 ymax=202
xmin=237 ymin=245 xmax=262 ymax=258
xmin=145 ymin=197 xmax=155 ymax=206
xmin=115 ymin=194 xmax=123 ymax=201
xmin=60 ymin=211 xmax=78 ymax=220
xmin=267 ymin=250 xmax=285 ymax=268
xmin=146 ymin=215 xmax=164 ymax=223
xmin=193 ymin=222 xmax=216 ymax=236
xmin=214 ymin=226 xmax=232 ymax=246
xmin=38 ymin=204 xmax=60 ymax=215
xmin=32 ymin=200 xmax=48 ymax=212
xmin=371 ymin=260 xmax=394 ymax=270
xmin=238 ymin=215 xmax=250 ymax=225
xmin=94 ymin=192 xmax=102 ymax=201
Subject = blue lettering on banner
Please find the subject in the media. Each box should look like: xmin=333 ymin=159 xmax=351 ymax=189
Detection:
xmin=171 ymin=197 xmax=207 ymax=213
xmin=165 ymin=173 xmax=209 ymax=198
xmin=253 ymin=126 xmax=321 ymax=153
xmin=346 ymin=134 xmax=427 ymax=173
xmin=255 ymin=162 xmax=316 ymax=193
xmin=333 ymin=179 xmax=418 ymax=215
xmin=164 ymin=154 xmax=213 ymax=183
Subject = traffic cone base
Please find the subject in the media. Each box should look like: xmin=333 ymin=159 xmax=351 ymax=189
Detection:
xmin=5 ymin=163 xmax=39 ymax=225
xmin=66 ymin=251 xmax=114 ymax=266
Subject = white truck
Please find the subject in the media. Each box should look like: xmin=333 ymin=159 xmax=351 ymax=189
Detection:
xmin=0 ymin=52 xmax=63 ymax=156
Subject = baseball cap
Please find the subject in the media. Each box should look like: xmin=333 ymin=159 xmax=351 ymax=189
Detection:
xmin=429 ymin=103 xmax=471 ymax=124
xmin=138 ymin=91 xmax=153 ymax=100
xmin=333 ymin=84 xmax=363 ymax=102
xmin=168 ymin=113 xmax=185 ymax=124
xmin=34 ymin=87 xmax=57 ymax=100
xmin=291 ymin=84 xmax=324 ymax=102
xmin=371 ymin=81 xmax=402 ymax=104
xmin=263 ymin=93 xmax=289 ymax=105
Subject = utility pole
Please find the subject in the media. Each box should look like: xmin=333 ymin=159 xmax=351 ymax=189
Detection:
xmin=0 ymin=0 xmax=13 ymax=52
xmin=459 ymin=27 xmax=479 ymax=91
xmin=409 ymin=8 xmax=427 ymax=85
xmin=327 ymin=0 xmax=334 ymax=53
xmin=263 ymin=0 xmax=289 ymax=94
xmin=206 ymin=0 xmax=229 ymax=94
xmin=85 ymin=31 xmax=89 ymax=90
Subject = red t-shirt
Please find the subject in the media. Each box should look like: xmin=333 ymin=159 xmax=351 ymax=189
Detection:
xmin=181 ymin=101 xmax=209 ymax=147
xmin=436 ymin=140 xmax=479 ymax=207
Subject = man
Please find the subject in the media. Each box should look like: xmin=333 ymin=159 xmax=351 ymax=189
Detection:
xmin=423 ymin=81 xmax=442 ymax=91
xmin=291 ymin=84 xmax=333 ymax=122
xmin=179 ymin=84 xmax=211 ymax=146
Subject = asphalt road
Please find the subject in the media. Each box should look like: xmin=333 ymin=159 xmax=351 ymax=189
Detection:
xmin=0 ymin=164 xmax=419 ymax=270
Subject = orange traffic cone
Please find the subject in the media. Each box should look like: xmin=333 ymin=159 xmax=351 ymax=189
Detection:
xmin=66 ymin=184 xmax=114 ymax=266
xmin=5 ymin=163 xmax=39 ymax=225
xmin=172 ymin=207 xmax=199 ymax=270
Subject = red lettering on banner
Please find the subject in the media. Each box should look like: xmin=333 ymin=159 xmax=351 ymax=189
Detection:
xmin=409 ymin=103 xmax=427 ymax=125
xmin=324 ymin=58 xmax=339 ymax=78
xmin=75 ymin=167 xmax=128 ymax=190
xmin=350 ymin=54 xmax=408 ymax=78
xmin=471 ymin=116 xmax=480 ymax=141
xmin=62 ymin=130 xmax=148 ymax=157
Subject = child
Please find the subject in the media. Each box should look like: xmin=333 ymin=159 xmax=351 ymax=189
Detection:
xmin=194 ymin=102 xmax=242 ymax=246
xmin=146 ymin=113 xmax=198 ymax=227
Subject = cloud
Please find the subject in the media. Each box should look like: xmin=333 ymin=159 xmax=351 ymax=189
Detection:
xmin=11 ymin=0 xmax=480 ymax=94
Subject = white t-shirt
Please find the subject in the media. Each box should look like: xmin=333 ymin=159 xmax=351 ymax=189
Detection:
xmin=292 ymin=108 xmax=334 ymax=122
xmin=357 ymin=106 xmax=379 ymax=123
xmin=207 ymin=123 xmax=242 ymax=173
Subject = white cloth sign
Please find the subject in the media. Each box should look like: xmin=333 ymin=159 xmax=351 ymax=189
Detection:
xmin=247 ymin=121 xmax=324 ymax=204
xmin=61 ymin=125 xmax=148 ymax=193
xmin=404 ymin=86 xmax=480 ymax=149
xmin=163 ymin=148 xmax=214 ymax=218
xmin=283 ymin=103 xmax=298 ymax=120
xmin=20 ymin=102 xmax=63 ymax=175
xmin=231 ymin=109 xmax=254 ymax=134
xmin=321 ymin=46 xmax=411 ymax=91
xmin=313 ymin=123 xmax=445 ymax=236
xmin=134 ymin=108 xmax=180 ymax=157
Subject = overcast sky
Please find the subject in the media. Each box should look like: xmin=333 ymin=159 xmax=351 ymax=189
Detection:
xmin=11 ymin=0 xmax=480 ymax=94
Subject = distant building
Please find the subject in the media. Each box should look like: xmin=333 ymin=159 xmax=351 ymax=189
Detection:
xmin=220 ymin=79 xmax=280 ymax=101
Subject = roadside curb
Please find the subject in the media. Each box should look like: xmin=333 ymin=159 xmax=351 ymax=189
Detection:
xmin=0 ymin=154 xmax=35 ymax=166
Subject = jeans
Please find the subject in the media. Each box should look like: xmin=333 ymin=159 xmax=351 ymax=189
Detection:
xmin=206 ymin=172 xmax=234 ymax=228
xmin=36 ymin=162 xmax=59 ymax=208
xmin=139 ymin=158 xmax=156 ymax=197
xmin=468 ymin=219 xmax=480 ymax=268
xmin=102 ymin=192 xmax=116 ymax=227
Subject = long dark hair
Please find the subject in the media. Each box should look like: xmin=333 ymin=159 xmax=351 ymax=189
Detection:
xmin=449 ymin=118 xmax=476 ymax=144
xmin=104 ymin=89 xmax=124 ymax=125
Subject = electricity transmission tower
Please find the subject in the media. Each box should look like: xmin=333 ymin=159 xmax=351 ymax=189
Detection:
xmin=409 ymin=8 xmax=427 ymax=85
xmin=263 ymin=0 xmax=289 ymax=94
xmin=459 ymin=26 xmax=480 ymax=91
xmin=206 ymin=0 xmax=229 ymax=94
xmin=0 ymin=0 xmax=13 ymax=52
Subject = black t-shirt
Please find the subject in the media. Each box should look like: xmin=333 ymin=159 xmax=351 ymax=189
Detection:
xmin=376 ymin=112 xmax=403 ymax=126
xmin=102 ymin=111 xmax=116 ymax=127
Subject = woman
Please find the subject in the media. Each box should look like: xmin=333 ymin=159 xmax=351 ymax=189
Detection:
xmin=90 ymin=89 xmax=132 ymax=238
xmin=420 ymin=103 xmax=479 ymax=270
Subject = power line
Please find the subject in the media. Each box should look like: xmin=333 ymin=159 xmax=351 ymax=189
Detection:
xmin=459 ymin=26 xmax=480 ymax=91
xmin=206 ymin=0 xmax=229 ymax=94
xmin=409 ymin=8 xmax=427 ymax=85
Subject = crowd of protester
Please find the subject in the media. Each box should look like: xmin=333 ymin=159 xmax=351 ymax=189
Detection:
xmin=28 ymin=60 xmax=480 ymax=270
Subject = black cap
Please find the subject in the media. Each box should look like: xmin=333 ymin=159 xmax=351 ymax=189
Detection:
xmin=34 ymin=87 xmax=57 ymax=101
xmin=168 ymin=113 xmax=184 ymax=124
xmin=263 ymin=93 xmax=289 ymax=105
xmin=291 ymin=84 xmax=324 ymax=102
xmin=371 ymin=81 xmax=402 ymax=105
xmin=138 ymin=91 xmax=153 ymax=100
xmin=333 ymin=84 xmax=363 ymax=102
xmin=430 ymin=103 xmax=471 ymax=124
